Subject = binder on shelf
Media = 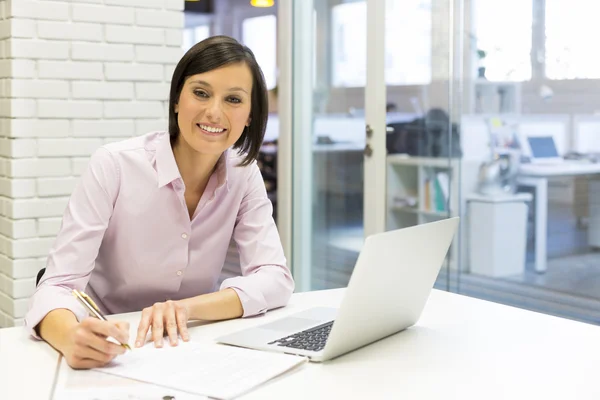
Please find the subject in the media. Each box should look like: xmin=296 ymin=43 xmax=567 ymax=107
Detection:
xmin=424 ymin=178 xmax=431 ymax=211
xmin=423 ymin=171 xmax=450 ymax=213
xmin=435 ymin=172 xmax=450 ymax=212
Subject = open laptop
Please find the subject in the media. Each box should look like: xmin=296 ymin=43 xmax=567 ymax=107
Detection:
xmin=217 ymin=217 xmax=459 ymax=362
xmin=525 ymin=135 xmax=563 ymax=164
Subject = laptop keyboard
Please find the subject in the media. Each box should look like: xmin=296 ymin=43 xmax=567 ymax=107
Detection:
xmin=268 ymin=320 xmax=334 ymax=352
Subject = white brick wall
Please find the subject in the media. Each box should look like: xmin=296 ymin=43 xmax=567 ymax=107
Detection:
xmin=106 ymin=25 xmax=164 ymax=45
xmin=72 ymin=43 xmax=135 ymax=62
xmin=10 ymin=79 xmax=70 ymax=99
xmin=37 ymin=21 xmax=103 ymax=42
xmin=72 ymin=4 xmax=135 ymax=25
xmin=104 ymin=62 xmax=164 ymax=81
xmin=0 ymin=0 xmax=183 ymax=327
xmin=8 ymin=38 xmax=70 ymax=60
xmin=135 ymin=9 xmax=183 ymax=28
xmin=72 ymin=81 xmax=134 ymax=100
xmin=10 ymin=1 xmax=70 ymax=21
xmin=38 ymin=60 xmax=104 ymax=80
xmin=10 ymin=60 xmax=36 ymax=78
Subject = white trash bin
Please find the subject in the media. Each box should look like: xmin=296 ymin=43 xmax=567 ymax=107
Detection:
xmin=467 ymin=193 xmax=532 ymax=277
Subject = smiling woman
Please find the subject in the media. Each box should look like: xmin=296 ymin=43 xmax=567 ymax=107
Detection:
xmin=25 ymin=35 xmax=294 ymax=370
xmin=169 ymin=35 xmax=268 ymax=167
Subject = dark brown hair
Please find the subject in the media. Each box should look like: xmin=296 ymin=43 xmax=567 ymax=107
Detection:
xmin=168 ymin=35 xmax=268 ymax=166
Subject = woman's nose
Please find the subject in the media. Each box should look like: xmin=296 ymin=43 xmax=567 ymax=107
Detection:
xmin=205 ymin=99 xmax=222 ymax=122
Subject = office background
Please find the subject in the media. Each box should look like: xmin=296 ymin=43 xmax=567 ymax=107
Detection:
xmin=1 ymin=0 xmax=600 ymax=330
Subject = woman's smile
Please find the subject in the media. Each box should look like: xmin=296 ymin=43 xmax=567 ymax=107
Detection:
xmin=196 ymin=122 xmax=228 ymax=137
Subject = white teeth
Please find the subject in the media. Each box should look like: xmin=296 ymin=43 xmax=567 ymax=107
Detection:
xmin=198 ymin=124 xmax=224 ymax=133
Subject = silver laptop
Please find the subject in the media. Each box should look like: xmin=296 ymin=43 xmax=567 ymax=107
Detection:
xmin=217 ymin=217 xmax=459 ymax=362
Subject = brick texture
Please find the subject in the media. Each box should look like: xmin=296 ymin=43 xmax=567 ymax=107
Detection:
xmin=0 ymin=0 xmax=183 ymax=327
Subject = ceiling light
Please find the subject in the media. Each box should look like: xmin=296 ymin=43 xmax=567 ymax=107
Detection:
xmin=251 ymin=0 xmax=274 ymax=7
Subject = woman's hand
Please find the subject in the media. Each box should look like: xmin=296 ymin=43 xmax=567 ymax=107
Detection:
xmin=135 ymin=300 xmax=190 ymax=348
xmin=63 ymin=318 xmax=129 ymax=369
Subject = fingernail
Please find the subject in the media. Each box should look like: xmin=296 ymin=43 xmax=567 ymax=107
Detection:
xmin=135 ymin=341 xmax=141 ymax=348
xmin=157 ymin=340 xmax=163 ymax=348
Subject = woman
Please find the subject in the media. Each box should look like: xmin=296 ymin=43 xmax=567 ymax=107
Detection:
xmin=25 ymin=35 xmax=294 ymax=369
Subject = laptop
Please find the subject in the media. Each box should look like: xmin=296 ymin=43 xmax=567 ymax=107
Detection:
xmin=525 ymin=135 xmax=563 ymax=164
xmin=217 ymin=217 xmax=459 ymax=362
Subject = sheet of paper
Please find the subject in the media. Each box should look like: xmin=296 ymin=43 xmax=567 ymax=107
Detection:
xmin=95 ymin=341 xmax=307 ymax=400
xmin=53 ymin=358 xmax=207 ymax=400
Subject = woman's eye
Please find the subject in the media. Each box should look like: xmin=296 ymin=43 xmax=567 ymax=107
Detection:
xmin=194 ymin=90 xmax=208 ymax=98
xmin=227 ymin=97 xmax=242 ymax=104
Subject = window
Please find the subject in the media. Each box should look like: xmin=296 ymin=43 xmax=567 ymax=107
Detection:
xmin=473 ymin=0 xmax=532 ymax=81
xmin=385 ymin=0 xmax=431 ymax=85
xmin=183 ymin=25 xmax=210 ymax=52
xmin=242 ymin=15 xmax=277 ymax=90
xmin=545 ymin=0 xmax=600 ymax=80
xmin=331 ymin=0 xmax=432 ymax=88
xmin=331 ymin=2 xmax=367 ymax=87
xmin=183 ymin=12 xmax=211 ymax=52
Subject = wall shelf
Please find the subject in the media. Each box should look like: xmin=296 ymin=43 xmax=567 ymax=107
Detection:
xmin=386 ymin=155 xmax=480 ymax=271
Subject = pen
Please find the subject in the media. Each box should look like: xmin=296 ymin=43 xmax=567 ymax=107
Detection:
xmin=72 ymin=289 xmax=131 ymax=351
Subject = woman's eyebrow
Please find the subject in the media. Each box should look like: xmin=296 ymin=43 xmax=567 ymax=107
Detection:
xmin=228 ymin=87 xmax=249 ymax=94
xmin=189 ymin=80 xmax=248 ymax=94
xmin=189 ymin=79 xmax=210 ymax=86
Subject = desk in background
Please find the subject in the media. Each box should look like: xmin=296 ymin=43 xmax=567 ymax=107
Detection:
xmin=518 ymin=162 xmax=600 ymax=272
xmin=2 ymin=289 xmax=600 ymax=399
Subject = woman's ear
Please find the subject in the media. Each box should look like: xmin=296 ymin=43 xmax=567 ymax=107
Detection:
xmin=246 ymin=118 xmax=251 ymax=127
xmin=174 ymin=104 xmax=179 ymax=114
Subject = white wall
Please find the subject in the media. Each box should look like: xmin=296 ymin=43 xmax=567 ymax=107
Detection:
xmin=0 ymin=0 xmax=184 ymax=328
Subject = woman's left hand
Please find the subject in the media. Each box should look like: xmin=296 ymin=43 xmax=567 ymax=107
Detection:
xmin=135 ymin=300 xmax=190 ymax=348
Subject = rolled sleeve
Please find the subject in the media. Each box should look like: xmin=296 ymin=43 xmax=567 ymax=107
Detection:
xmin=222 ymin=163 xmax=294 ymax=317
xmin=220 ymin=265 xmax=294 ymax=317
xmin=25 ymin=286 xmax=88 ymax=339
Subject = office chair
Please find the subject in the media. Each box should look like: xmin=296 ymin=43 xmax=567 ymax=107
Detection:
xmin=386 ymin=108 xmax=462 ymax=158
xmin=36 ymin=268 xmax=46 ymax=287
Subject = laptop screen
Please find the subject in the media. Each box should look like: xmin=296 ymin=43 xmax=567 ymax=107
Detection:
xmin=527 ymin=136 xmax=559 ymax=158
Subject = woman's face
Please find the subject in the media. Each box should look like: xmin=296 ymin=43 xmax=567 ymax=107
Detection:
xmin=174 ymin=62 xmax=253 ymax=157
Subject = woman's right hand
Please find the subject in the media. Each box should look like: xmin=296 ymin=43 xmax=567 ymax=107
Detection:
xmin=62 ymin=318 xmax=130 ymax=369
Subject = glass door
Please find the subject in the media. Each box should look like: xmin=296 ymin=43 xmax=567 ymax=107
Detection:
xmin=281 ymin=0 xmax=373 ymax=291
xmin=382 ymin=0 xmax=460 ymax=292
xmin=281 ymin=0 xmax=457 ymax=292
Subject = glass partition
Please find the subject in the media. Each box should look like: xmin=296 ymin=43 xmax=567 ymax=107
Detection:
xmin=289 ymin=0 xmax=367 ymax=291
xmin=286 ymin=0 xmax=600 ymax=325
xmin=457 ymin=0 xmax=600 ymax=324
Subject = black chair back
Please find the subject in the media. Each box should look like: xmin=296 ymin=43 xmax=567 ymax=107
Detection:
xmin=36 ymin=268 xmax=46 ymax=287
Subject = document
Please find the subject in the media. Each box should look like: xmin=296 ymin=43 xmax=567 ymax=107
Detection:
xmin=95 ymin=341 xmax=307 ymax=400
xmin=53 ymin=358 xmax=207 ymax=400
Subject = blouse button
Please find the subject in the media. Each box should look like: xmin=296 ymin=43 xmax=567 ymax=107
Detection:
xmin=177 ymin=270 xmax=182 ymax=276
xmin=181 ymin=233 xmax=188 ymax=239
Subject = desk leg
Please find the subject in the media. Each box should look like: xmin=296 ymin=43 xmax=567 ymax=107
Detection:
xmin=588 ymin=179 xmax=600 ymax=248
xmin=518 ymin=176 xmax=547 ymax=273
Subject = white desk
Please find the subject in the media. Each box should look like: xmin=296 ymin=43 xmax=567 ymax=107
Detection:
xmin=518 ymin=162 xmax=600 ymax=272
xmin=2 ymin=289 xmax=600 ymax=399
xmin=0 ymin=320 xmax=61 ymax=398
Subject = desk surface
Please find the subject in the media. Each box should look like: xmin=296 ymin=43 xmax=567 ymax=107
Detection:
xmin=520 ymin=161 xmax=600 ymax=177
xmin=2 ymin=289 xmax=600 ymax=399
